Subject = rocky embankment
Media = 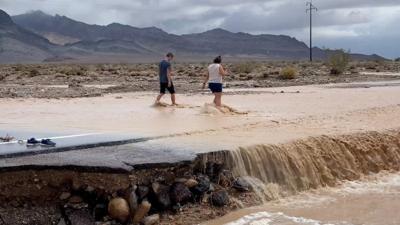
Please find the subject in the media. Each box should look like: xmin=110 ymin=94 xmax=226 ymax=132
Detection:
xmin=0 ymin=160 xmax=257 ymax=225
xmin=1 ymin=129 xmax=400 ymax=225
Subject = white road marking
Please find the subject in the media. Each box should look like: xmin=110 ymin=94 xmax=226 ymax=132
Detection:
xmin=0 ymin=133 xmax=103 ymax=145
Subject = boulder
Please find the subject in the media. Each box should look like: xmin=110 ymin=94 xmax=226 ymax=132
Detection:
xmin=108 ymin=198 xmax=130 ymax=223
xmin=210 ymin=190 xmax=229 ymax=207
xmin=151 ymin=182 xmax=161 ymax=195
xmin=175 ymin=178 xmax=188 ymax=183
xmin=152 ymin=183 xmax=171 ymax=209
xmin=170 ymin=182 xmax=192 ymax=204
xmin=68 ymin=196 xmax=83 ymax=204
xmin=93 ymin=203 xmax=107 ymax=221
xmin=128 ymin=191 xmax=138 ymax=215
xmin=59 ymin=192 xmax=71 ymax=201
xmin=192 ymin=176 xmax=210 ymax=195
xmin=133 ymin=200 xmax=151 ymax=224
xmin=136 ymin=185 xmax=150 ymax=200
xmin=142 ymin=214 xmax=160 ymax=225
xmin=184 ymin=179 xmax=198 ymax=188
xmin=233 ymin=177 xmax=251 ymax=192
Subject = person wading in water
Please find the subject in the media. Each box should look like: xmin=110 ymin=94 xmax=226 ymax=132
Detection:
xmin=202 ymin=56 xmax=228 ymax=107
xmin=155 ymin=52 xmax=177 ymax=105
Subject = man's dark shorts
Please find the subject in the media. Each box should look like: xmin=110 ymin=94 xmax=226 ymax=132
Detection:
xmin=160 ymin=82 xmax=175 ymax=94
xmin=208 ymin=83 xmax=223 ymax=93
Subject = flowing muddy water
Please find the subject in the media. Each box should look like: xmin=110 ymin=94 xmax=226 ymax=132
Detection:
xmin=205 ymin=172 xmax=400 ymax=225
xmin=199 ymin=130 xmax=400 ymax=225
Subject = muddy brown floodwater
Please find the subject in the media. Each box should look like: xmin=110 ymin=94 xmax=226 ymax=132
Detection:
xmin=1 ymin=80 xmax=400 ymax=225
xmin=205 ymin=172 xmax=400 ymax=225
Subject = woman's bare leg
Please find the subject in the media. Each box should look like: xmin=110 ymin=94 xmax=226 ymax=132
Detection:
xmin=215 ymin=93 xmax=222 ymax=107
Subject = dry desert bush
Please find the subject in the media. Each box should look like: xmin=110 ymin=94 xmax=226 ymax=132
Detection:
xmin=279 ymin=67 xmax=297 ymax=79
xmin=328 ymin=49 xmax=350 ymax=75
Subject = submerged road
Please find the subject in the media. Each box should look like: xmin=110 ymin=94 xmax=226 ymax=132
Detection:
xmin=1 ymin=80 xmax=400 ymax=172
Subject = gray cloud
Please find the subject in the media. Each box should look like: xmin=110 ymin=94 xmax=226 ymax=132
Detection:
xmin=0 ymin=0 xmax=399 ymax=58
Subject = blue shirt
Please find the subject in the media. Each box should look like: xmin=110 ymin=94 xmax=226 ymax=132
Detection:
xmin=159 ymin=60 xmax=171 ymax=83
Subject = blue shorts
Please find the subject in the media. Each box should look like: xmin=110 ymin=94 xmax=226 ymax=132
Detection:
xmin=208 ymin=83 xmax=223 ymax=93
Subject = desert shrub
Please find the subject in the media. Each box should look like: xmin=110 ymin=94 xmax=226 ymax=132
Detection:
xmin=279 ymin=67 xmax=297 ymax=80
xmin=13 ymin=64 xmax=24 ymax=71
xmin=28 ymin=69 xmax=40 ymax=77
xmin=395 ymin=57 xmax=400 ymax=62
xmin=233 ymin=62 xmax=256 ymax=74
xmin=65 ymin=67 xmax=86 ymax=76
xmin=365 ymin=62 xmax=378 ymax=70
xmin=328 ymin=49 xmax=350 ymax=75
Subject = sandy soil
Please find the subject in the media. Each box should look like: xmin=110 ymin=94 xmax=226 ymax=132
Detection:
xmin=0 ymin=61 xmax=399 ymax=98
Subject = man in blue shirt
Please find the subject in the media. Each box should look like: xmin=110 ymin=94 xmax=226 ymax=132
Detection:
xmin=156 ymin=52 xmax=176 ymax=105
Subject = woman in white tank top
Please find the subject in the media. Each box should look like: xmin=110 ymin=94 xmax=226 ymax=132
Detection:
xmin=202 ymin=56 xmax=228 ymax=107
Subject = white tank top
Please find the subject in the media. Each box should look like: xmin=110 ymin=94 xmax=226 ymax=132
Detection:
xmin=208 ymin=63 xmax=222 ymax=84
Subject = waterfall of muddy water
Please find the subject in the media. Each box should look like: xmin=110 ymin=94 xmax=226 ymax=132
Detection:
xmin=198 ymin=130 xmax=400 ymax=202
xmin=205 ymin=171 xmax=400 ymax=225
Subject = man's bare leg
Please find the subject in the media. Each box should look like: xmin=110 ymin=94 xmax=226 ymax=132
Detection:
xmin=171 ymin=94 xmax=176 ymax=105
xmin=156 ymin=94 xmax=164 ymax=103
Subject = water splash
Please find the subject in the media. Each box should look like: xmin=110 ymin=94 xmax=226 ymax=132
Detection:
xmin=224 ymin=211 xmax=353 ymax=225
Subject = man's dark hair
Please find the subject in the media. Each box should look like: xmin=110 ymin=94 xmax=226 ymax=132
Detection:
xmin=166 ymin=52 xmax=174 ymax=58
xmin=213 ymin=56 xmax=222 ymax=64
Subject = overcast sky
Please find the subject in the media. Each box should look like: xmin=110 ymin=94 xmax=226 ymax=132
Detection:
xmin=1 ymin=0 xmax=399 ymax=58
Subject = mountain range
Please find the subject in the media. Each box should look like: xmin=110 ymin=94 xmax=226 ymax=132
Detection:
xmin=0 ymin=9 xmax=385 ymax=63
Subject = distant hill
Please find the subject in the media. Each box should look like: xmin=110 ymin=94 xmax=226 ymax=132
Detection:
xmin=0 ymin=10 xmax=57 ymax=63
xmin=1 ymin=10 xmax=387 ymax=63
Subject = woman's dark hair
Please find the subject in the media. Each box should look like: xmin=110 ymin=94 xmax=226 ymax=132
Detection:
xmin=213 ymin=56 xmax=222 ymax=64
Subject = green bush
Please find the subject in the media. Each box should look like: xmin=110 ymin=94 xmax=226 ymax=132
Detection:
xmin=328 ymin=49 xmax=350 ymax=75
xmin=395 ymin=57 xmax=400 ymax=62
xmin=279 ymin=67 xmax=297 ymax=79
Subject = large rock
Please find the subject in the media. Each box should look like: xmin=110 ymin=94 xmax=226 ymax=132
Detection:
xmin=128 ymin=191 xmax=139 ymax=215
xmin=210 ymin=190 xmax=229 ymax=207
xmin=142 ymin=214 xmax=160 ymax=225
xmin=136 ymin=185 xmax=150 ymax=200
xmin=68 ymin=196 xmax=83 ymax=204
xmin=93 ymin=203 xmax=107 ymax=221
xmin=184 ymin=179 xmax=199 ymax=188
xmin=108 ymin=198 xmax=130 ymax=223
xmin=192 ymin=176 xmax=210 ymax=196
xmin=133 ymin=200 xmax=151 ymax=224
xmin=59 ymin=192 xmax=71 ymax=201
xmin=170 ymin=182 xmax=192 ymax=204
xmin=152 ymin=183 xmax=171 ymax=209
xmin=233 ymin=177 xmax=251 ymax=192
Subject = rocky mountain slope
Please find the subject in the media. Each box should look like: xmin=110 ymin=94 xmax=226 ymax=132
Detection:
xmin=0 ymin=10 xmax=57 ymax=63
xmin=0 ymin=10 xmax=386 ymax=63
